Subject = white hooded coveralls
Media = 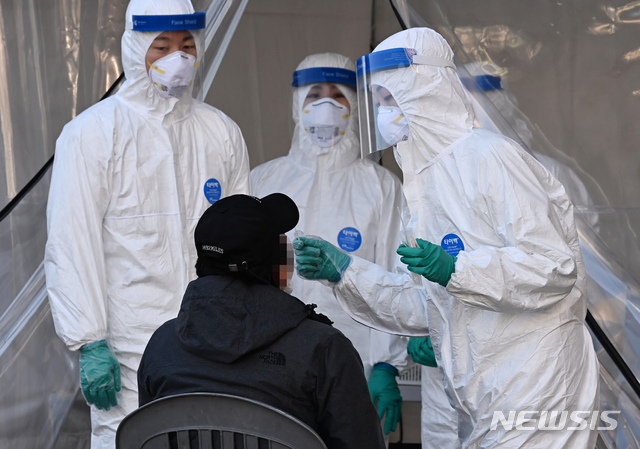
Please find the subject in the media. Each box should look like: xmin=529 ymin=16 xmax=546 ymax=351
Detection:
xmin=251 ymin=53 xmax=409 ymax=380
xmin=44 ymin=0 xmax=251 ymax=447
xmin=333 ymin=29 xmax=599 ymax=448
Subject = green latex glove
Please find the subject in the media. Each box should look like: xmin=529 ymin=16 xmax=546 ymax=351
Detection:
xmin=368 ymin=364 xmax=402 ymax=435
xmin=397 ymin=238 xmax=457 ymax=287
xmin=293 ymin=236 xmax=351 ymax=283
xmin=79 ymin=340 xmax=121 ymax=411
xmin=407 ymin=337 xmax=437 ymax=367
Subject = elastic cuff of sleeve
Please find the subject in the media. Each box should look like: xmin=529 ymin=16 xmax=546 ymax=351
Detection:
xmin=80 ymin=340 xmax=107 ymax=353
xmin=332 ymin=255 xmax=352 ymax=283
xmin=373 ymin=362 xmax=399 ymax=376
xmin=340 ymin=254 xmax=352 ymax=273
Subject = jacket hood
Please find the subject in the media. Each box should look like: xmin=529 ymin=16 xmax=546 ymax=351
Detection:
xmin=372 ymin=28 xmax=475 ymax=173
xmin=288 ymin=53 xmax=360 ymax=171
xmin=175 ymin=275 xmax=314 ymax=363
xmin=118 ymin=0 xmax=203 ymax=120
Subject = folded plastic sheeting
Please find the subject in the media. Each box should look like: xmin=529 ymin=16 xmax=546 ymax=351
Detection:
xmin=0 ymin=134 xmax=80 ymax=448
xmin=0 ymin=264 xmax=79 ymax=448
xmin=592 ymin=328 xmax=640 ymax=449
xmin=0 ymin=0 xmax=127 ymax=211
xmin=580 ymin=223 xmax=640 ymax=379
xmin=0 ymin=169 xmax=49 ymax=321
xmin=193 ymin=0 xmax=249 ymax=101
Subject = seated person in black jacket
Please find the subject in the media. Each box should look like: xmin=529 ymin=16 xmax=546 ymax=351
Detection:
xmin=137 ymin=193 xmax=386 ymax=449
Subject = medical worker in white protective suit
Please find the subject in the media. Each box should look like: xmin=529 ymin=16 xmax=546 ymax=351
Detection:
xmin=44 ymin=0 xmax=251 ymax=447
xmin=294 ymin=28 xmax=599 ymax=448
xmin=251 ymin=53 xmax=410 ymax=436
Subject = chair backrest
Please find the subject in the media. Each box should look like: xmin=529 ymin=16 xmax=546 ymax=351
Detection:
xmin=115 ymin=393 xmax=328 ymax=449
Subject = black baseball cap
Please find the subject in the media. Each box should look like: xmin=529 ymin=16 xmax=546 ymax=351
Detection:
xmin=194 ymin=194 xmax=299 ymax=272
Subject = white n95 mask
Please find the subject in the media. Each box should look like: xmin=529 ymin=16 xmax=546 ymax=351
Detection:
xmin=148 ymin=51 xmax=198 ymax=99
xmin=377 ymin=106 xmax=410 ymax=147
xmin=301 ymin=98 xmax=350 ymax=147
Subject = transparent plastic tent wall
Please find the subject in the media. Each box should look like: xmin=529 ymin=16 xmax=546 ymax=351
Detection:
xmin=1 ymin=0 xmax=639 ymax=447
xmin=0 ymin=0 xmax=246 ymax=446
xmin=390 ymin=0 xmax=640 ymax=447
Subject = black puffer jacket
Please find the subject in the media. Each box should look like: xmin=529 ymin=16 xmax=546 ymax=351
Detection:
xmin=138 ymin=274 xmax=385 ymax=449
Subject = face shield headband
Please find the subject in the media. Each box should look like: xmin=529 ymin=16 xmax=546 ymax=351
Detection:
xmin=126 ymin=11 xmax=206 ymax=31
xmin=356 ymin=47 xmax=456 ymax=161
xmin=129 ymin=11 xmax=206 ymax=99
xmin=293 ymin=67 xmax=357 ymax=148
xmin=292 ymin=67 xmax=356 ymax=88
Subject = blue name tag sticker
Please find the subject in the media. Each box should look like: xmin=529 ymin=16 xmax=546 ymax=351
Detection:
xmin=337 ymin=227 xmax=362 ymax=252
xmin=203 ymin=178 xmax=222 ymax=204
xmin=441 ymin=233 xmax=464 ymax=257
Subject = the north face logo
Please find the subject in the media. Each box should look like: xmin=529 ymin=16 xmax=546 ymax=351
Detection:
xmin=259 ymin=351 xmax=286 ymax=366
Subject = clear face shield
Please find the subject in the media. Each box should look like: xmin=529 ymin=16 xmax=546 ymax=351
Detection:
xmin=291 ymin=67 xmax=356 ymax=148
xmin=356 ymin=48 xmax=456 ymax=161
xmin=127 ymin=11 xmax=207 ymax=99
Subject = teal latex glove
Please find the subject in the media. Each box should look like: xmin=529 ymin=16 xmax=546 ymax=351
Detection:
xmin=368 ymin=364 xmax=402 ymax=435
xmin=407 ymin=337 xmax=437 ymax=367
xmin=293 ymin=236 xmax=351 ymax=283
xmin=79 ymin=340 xmax=121 ymax=411
xmin=397 ymin=238 xmax=456 ymax=287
